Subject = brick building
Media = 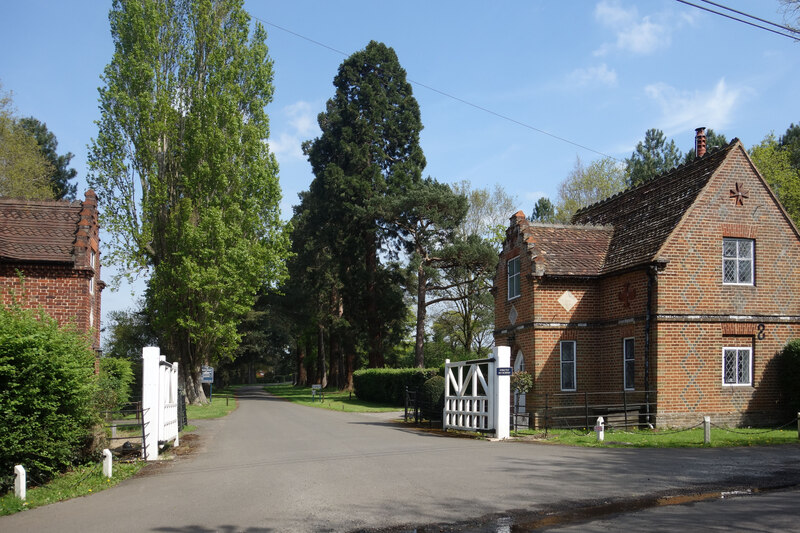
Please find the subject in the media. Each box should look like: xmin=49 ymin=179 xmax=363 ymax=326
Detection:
xmin=494 ymin=130 xmax=800 ymax=427
xmin=0 ymin=190 xmax=104 ymax=350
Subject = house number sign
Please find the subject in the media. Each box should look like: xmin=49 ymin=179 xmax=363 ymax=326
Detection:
xmin=757 ymin=323 xmax=765 ymax=340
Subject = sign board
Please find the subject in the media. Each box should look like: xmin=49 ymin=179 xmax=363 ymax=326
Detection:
xmin=201 ymin=366 xmax=214 ymax=384
xmin=496 ymin=367 xmax=512 ymax=376
xmin=311 ymin=384 xmax=322 ymax=390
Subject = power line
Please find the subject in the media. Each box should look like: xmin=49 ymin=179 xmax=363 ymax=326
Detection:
xmin=675 ymin=0 xmax=800 ymax=41
xmin=253 ymin=15 xmax=620 ymax=162
xmin=699 ymin=0 xmax=800 ymax=34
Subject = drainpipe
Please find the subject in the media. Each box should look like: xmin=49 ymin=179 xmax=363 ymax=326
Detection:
xmin=644 ymin=265 xmax=658 ymax=425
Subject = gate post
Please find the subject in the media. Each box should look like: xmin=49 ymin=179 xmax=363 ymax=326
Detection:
xmin=494 ymin=346 xmax=510 ymax=440
xmin=142 ymin=346 xmax=161 ymax=460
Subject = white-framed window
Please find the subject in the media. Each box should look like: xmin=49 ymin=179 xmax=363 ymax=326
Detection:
xmin=723 ymin=238 xmax=753 ymax=285
xmin=560 ymin=340 xmax=576 ymax=391
xmin=89 ymin=276 xmax=94 ymax=295
xmin=623 ymin=337 xmax=635 ymax=390
xmin=723 ymin=347 xmax=752 ymax=386
xmin=89 ymin=306 xmax=94 ymax=328
xmin=91 ymin=250 xmax=96 ymax=269
xmin=507 ymin=256 xmax=521 ymax=300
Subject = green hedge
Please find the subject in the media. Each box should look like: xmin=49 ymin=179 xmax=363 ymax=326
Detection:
xmin=353 ymin=368 xmax=439 ymax=405
xmin=779 ymin=339 xmax=800 ymax=415
xmin=0 ymin=307 xmax=99 ymax=493
xmin=97 ymin=357 xmax=134 ymax=413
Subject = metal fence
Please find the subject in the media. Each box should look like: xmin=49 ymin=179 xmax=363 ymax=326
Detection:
xmin=530 ymin=390 xmax=657 ymax=432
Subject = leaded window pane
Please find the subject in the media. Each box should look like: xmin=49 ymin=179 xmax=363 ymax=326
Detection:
xmin=724 ymin=349 xmax=737 ymax=384
xmin=508 ymin=257 xmax=520 ymax=299
xmin=723 ymin=240 xmax=737 ymax=257
xmin=560 ymin=341 xmax=576 ymax=390
xmin=723 ymin=259 xmax=736 ymax=283
xmin=738 ymin=260 xmax=752 ymax=283
xmin=722 ymin=238 xmax=754 ymax=285
xmin=738 ymin=350 xmax=751 ymax=384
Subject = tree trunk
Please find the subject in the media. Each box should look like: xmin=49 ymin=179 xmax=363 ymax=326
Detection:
xmin=365 ymin=230 xmax=384 ymax=368
xmin=414 ymin=262 xmax=427 ymax=368
xmin=295 ymin=341 xmax=307 ymax=386
xmin=317 ymin=324 xmax=327 ymax=387
xmin=306 ymin=337 xmax=317 ymax=385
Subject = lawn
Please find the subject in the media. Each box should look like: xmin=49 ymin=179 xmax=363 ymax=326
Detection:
xmin=185 ymin=388 xmax=238 ymax=419
xmin=264 ymin=383 xmax=400 ymax=413
xmin=513 ymin=426 xmax=800 ymax=447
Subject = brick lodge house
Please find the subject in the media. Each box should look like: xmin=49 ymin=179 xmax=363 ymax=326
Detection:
xmin=0 ymin=190 xmax=104 ymax=351
xmin=494 ymin=130 xmax=800 ymax=427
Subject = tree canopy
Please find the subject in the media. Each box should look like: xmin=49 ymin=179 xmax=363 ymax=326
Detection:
xmin=554 ymin=156 xmax=626 ymax=222
xmin=625 ymin=128 xmax=682 ymax=186
xmin=17 ymin=117 xmax=78 ymax=200
xmin=88 ymin=0 xmax=288 ymax=403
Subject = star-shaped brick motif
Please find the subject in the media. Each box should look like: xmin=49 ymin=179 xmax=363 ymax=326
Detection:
xmin=619 ymin=282 xmax=636 ymax=308
xmin=729 ymin=182 xmax=749 ymax=206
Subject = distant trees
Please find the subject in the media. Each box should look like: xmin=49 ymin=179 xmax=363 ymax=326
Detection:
xmin=531 ymin=197 xmax=555 ymax=222
xmin=750 ymin=128 xmax=800 ymax=227
xmin=625 ymin=128 xmax=683 ymax=186
xmin=17 ymin=117 xmax=78 ymax=200
xmin=88 ymin=0 xmax=288 ymax=404
xmin=554 ymin=156 xmax=626 ymax=222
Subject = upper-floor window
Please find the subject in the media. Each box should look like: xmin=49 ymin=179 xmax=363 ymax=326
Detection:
xmin=560 ymin=340 xmax=576 ymax=391
xmin=723 ymin=238 xmax=753 ymax=285
xmin=623 ymin=337 xmax=635 ymax=390
xmin=507 ymin=256 xmax=520 ymax=300
xmin=723 ymin=347 xmax=751 ymax=386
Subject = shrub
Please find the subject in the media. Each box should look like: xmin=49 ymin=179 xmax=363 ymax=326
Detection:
xmin=97 ymin=357 xmax=134 ymax=413
xmin=778 ymin=339 xmax=800 ymax=415
xmin=420 ymin=375 xmax=445 ymax=420
xmin=0 ymin=306 xmax=98 ymax=493
xmin=353 ymin=368 xmax=439 ymax=405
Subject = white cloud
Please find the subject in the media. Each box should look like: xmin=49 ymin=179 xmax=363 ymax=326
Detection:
xmin=643 ymin=78 xmax=750 ymax=135
xmin=268 ymin=100 xmax=320 ymax=162
xmin=593 ymin=0 xmax=681 ymax=56
xmin=566 ymin=63 xmax=618 ymax=88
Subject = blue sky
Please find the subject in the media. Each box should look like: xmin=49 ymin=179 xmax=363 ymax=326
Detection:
xmin=2 ymin=1 xmax=799 ymax=338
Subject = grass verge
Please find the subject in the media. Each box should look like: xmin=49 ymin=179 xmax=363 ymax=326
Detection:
xmin=0 ymin=460 xmax=145 ymax=516
xmin=264 ymin=383 xmax=400 ymax=413
xmin=512 ymin=426 xmax=800 ymax=447
xmin=185 ymin=389 xmax=238 ymax=419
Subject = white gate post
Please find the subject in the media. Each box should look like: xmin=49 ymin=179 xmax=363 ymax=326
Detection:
xmin=172 ymin=362 xmax=179 ymax=447
xmin=495 ymin=346 xmax=510 ymax=440
xmin=14 ymin=465 xmax=25 ymax=500
xmin=142 ymin=346 xmax=161 ymax=460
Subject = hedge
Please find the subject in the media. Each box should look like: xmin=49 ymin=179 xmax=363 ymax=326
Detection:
xmin=353 ymin=368 xmax=439 ymax=405
xmin=0 ymin=306 xmax=99 ymax=493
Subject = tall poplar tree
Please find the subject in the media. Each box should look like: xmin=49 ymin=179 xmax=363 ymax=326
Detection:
xmin=303 ymin=41 xmax=426 ymax=368
xmin=88 ymin=0 xmax=288 ymax=403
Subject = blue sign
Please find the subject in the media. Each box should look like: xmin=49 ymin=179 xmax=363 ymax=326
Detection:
xmin=497 ymin=367 xmax=512 ymax=376
xmin=201 ymin=366 xmax=214 ymax=383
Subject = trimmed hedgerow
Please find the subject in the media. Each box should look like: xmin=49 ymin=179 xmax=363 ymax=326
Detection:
xmin=353 ymin=368 xmax=439 ymax=405
xmin=778 ymin=339 xmax=800 ymax=416
xmin=420 ymin=375 xmax=445 ymax=420
xmin=97 ymin=357 xmax=134 ymax=413
xmin=0 ymin=306 xmax=99 ymax=493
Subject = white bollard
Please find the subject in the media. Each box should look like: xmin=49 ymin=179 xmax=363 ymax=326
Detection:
xmin=102 ymin=449 xmax=113 ymax=478
xmin=595 ymin=416 xmax=605 ymax=442
xmin=14 ymin=465 xmax=26 ymax=500
xmin=704 ymin=416 xmax=711 ymax=445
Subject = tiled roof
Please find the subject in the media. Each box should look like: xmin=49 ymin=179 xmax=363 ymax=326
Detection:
xmin=0 ymin=198 xmax=83 ymax=263
xmin=522 ymin=223 xmax=613 ymax=277
xmin=570 ymin=139 xmax=738 ymax=274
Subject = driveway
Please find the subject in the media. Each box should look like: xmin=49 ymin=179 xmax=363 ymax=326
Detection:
xmin=2 ymin=386 xmax=800 ymax=532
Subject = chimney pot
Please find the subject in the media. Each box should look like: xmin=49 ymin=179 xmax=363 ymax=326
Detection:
xmin=695 ymin=127 xmax=707 ymax=158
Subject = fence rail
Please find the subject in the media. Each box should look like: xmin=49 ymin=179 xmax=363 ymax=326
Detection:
xmin=530 ymin=390 xmax=657 ymax=433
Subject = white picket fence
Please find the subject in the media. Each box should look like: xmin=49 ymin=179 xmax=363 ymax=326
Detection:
xmin=142 ymin=346 xmax=179 ymax=460
xmin=444 ymin=346 xmax=510 ymax=439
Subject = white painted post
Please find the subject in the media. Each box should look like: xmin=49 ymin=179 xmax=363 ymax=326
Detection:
xmin=102 ymin=449 xmax=113 ymax=478
xmin=704 ymin=416 xmax=711 ymax=445
xmin=142 ymin=346 xmax=161 ymax=460
xmin=495 ymin=346 xmax=511 ymax=440
xmin=595 ymin=416 xmax=605 ymax=442
xmin=172 ymin=363 xmax=179 ymax=448
xmin=444 ymin=359 xmax=451 ymax=429
xmin=14 ymin=465 xmax=25 ymax=500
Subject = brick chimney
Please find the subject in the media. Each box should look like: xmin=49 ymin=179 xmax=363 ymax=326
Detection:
xmin=695 ymin=127 xmax=707 ymax=158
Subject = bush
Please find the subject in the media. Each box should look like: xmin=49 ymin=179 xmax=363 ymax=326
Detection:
xmin=778 ymin=339 xmax=800 ymax=415
xmin=353 ymin=368 xmax=439 ymax=405
xmin=420 ymin=375 xmax=445 ymax=420
xmin=0 ymin=307 xmax=98 ymax=493
xmin=97 ymin=357 xmax=134 ymax=413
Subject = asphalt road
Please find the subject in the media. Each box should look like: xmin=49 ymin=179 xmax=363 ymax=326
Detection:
xmin=3 ymin=386 xmax=800 ymax=532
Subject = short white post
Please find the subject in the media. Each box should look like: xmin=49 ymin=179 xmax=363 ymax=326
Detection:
xmin=142 ymin=346 xmax=161 ymax=460
xmin=494 ymin=346 xmax=511 ymax=440
xmin=14 ymin=465 xmax=26 ymax=500
xmin=704 ymin=416 xmax=711 ymax=445
xmin=595 ymin=416 xmax=605 ymax=442
xmin=102 ymin=449 xmax=113 ymax=478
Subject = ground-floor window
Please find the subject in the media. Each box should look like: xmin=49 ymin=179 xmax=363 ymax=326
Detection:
xmin=723 ymin=347 xmax=752 ymax=386
xmin=560 ymin=340 xmax=576 ymax=391
xmin=623 ymin=337 xmax=635 ymax=390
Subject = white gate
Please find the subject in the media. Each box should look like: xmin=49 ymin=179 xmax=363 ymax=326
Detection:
xmin=444 ymin=346 xmax=510 ymax=439
xmin=142 ymin=346 xmax=179 ymax=460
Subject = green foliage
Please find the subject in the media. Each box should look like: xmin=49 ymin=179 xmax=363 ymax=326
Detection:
xmin=88 ymin=0 xmax=289 ymax=403
xmin=555 ymin=156 xmax=626 ymax=222
xmin=420 ymin=375 xmax=445 ymax=419
xmin=0 ymin=306 xmax=98 ymax=493
xmin=778 ymin=339 xmax=800 ymax=415
xmin=531 ymin=197 xmax=555 ymax=222
xmin=96 ymin=357 xmax=134 ymax=413
xmin=17 ymin=117 xmax=77 ymax=200
xmin=780 ymin=122 xmax=800 ymax=169
xmin=684 ymin=129 xmax=727 ymax=163
xmin=625 ymin=128 xmax=682 ymax=187
xmin=510 ymin=370 xmax=534 ymax=394
xmin=0 ymin=83 xmax=55 ymax=199
xmin=353 ymin=367 xmax=438 ymax=405
xmin=749 ymin=133 xmax=800 ymax=227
